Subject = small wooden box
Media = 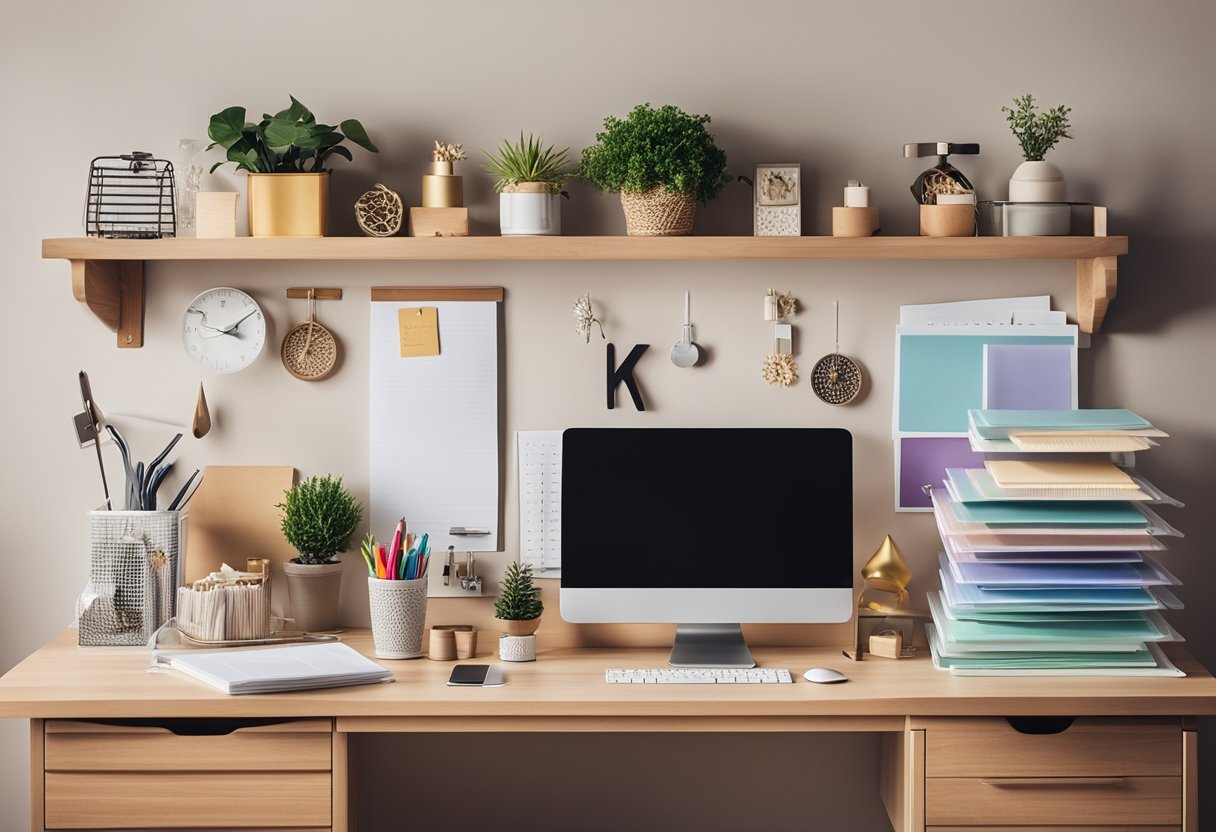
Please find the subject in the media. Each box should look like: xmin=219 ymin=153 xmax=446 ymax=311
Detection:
xmin=409 ymin=207 xmax=469 ymax=237
xmin=868 ymin=631 xmax=903 ymax=659
xmin=195 ymin=192 xmax=239 ymax=238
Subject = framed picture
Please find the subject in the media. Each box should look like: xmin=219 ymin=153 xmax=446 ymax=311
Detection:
xmin=753 ymin=163 xmax=801 ymax=236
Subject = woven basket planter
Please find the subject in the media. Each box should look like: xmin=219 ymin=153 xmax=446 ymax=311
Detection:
xmin=620 ymin=187 xmax=696 ymax=236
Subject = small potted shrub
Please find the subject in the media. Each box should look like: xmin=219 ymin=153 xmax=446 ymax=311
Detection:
xmin=207 ymin=96 xmax=378 ymax=237
xmin=483 ymin=133 xmax=571 ymax=236
xmin=577 ymin=103 xmax=730 ymax=236
xmin=1001 ymin=94 xmax=1073 ymax=235
xmin=277 ymin=475 xmax=363 ymax=632
xmin=494 ymin=561 xmax=543 ymax=661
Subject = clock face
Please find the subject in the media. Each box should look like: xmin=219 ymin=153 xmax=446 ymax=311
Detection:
xmin=182 ymin=287 xmax=267 ymax=374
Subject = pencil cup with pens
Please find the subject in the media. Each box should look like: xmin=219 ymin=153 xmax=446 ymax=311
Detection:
xmin=363 ymin=522 xmax=431 ymax=659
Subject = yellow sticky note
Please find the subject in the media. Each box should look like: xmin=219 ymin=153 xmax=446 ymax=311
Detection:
xmin=398 ymin=307 xmax=440 ymax=357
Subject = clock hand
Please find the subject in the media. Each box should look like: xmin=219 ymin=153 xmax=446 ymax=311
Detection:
xmin=210 ymin=307 xmax=260 ymax=335
xmin=187 ymin=307 xmax=227 ymax=333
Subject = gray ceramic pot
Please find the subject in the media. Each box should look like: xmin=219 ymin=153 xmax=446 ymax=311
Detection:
xmin=282 ymin=559 xmax=343 ymax=632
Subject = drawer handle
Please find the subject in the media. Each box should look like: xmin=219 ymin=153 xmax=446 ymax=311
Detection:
xmin=980 ymin=777 xmax=1126 ymax=787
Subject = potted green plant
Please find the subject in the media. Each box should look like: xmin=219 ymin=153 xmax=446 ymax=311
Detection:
xmin=494 ymin=561 xmax=543 ymax=634
xmin=494 ymin=561 xmax=543 ymax=662
xmin=277 ymin=474 xmax=363 ymax=632
xmin=482 ymin=133 xmax=571 ymax=236
xmin=1002 ymin=94 xmax=1073 ymax=235
xmin=577 ymin=103 xmax=730 ymax=236
xmin=207 ymin=96 xmax=378 ymax=237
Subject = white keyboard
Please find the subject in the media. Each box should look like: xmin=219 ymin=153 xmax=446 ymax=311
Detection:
xmin=605 ymin=668 xmax=793 ymax=684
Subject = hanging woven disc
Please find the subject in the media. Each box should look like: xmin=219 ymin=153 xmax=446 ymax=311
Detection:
xmin=281 ymin=289 xmax=339 ymax=381
xmin=810 ymin=301 xmax=863 ymax=405
xmin=354 ymin=183 xmax=404 ymax=237
xmin=810 ymin=352 xmax=862 ymax=405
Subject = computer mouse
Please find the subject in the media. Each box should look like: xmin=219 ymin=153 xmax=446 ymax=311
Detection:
xmin=803 ymin=667 xmax=848 ymax=684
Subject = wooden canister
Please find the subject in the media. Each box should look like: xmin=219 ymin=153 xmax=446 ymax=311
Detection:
xmin=919 ymin=204 xmax=975 ymax=237
xmin=428 ymin=626 xmax=457 ymax=661
xmin=455 ymin=629 xmax=478 ymax=659
xmin=831 ymin=207 xmax=880 ymax=237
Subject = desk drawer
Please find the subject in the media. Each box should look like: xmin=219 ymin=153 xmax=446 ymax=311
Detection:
xmin=924 ymin=717 xmax=1180 ymax=778
xmin=45 ymin=771 xmax=331 ymax=828
xmin=45 ymin=718 xmax=332 ymax=772
xmin=925 ymin=776 xmax=1181 ymax=827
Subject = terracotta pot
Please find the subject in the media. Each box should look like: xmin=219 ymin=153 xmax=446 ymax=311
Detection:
xmin=495 ymin=617 xmax=541 ymax=637
xmin=282 ymin=559 xmax=343 ymax=632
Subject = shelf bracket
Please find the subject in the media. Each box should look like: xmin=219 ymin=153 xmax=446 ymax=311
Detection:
xmin=71 ymin=259 xmax=144 ymax=348
xmin=1076 ymin=256 xmax=1117 ymax=334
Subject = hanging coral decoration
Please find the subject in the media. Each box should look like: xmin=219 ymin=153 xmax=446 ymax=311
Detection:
xmin=761 ymin=352 xmax=799 ymax=386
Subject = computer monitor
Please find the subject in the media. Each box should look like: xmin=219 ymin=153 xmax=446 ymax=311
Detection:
xmin=560 ymin=427 xmax=853 ymax=668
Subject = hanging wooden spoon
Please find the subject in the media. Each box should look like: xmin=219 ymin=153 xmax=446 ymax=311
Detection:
xmin=192 ymin=382 xmax=212 ymax=439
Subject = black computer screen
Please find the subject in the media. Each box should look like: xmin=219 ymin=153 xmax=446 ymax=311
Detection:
xmin=560 ymin=428 xmax=853 ymax=589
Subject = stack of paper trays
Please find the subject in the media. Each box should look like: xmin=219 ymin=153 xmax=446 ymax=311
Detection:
xmin=968 ymin=408 xmax=1169 ymax=454
xmin=928 ymin=409 xmax=1186 ymax=676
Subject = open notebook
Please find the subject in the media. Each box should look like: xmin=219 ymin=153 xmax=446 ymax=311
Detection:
xmin=163 ymin=642 xmax=394 ymax=695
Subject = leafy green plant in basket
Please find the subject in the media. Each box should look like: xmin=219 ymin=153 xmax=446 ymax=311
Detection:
xmin=483 ymin=133 xmax=572 ymax=197
xmin=206 ymin=95 xmax=379 ymax=174
xmin=276 ymin=475 xmax=363 ymax=565
xmin=576 ymin=103 xmax=730 ymax=203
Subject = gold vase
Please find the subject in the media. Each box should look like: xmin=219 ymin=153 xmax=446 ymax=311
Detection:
xmin=247 ymin=172 xmax=329 ymax=237
xmin=422 ymin=160 xmax=463 ymax=208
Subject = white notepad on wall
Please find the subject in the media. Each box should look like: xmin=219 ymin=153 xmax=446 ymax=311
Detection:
xmin=370 ymin=293 xmax=501 ymax=556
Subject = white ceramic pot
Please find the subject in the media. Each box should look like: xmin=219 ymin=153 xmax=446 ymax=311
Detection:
xmin=499 ymin=634 xmax=537 ymax=662
xmin=1008 ymin=160 xmax=1065 ymax=202
xmin=500 ymin=188 xmax=561 ymax=236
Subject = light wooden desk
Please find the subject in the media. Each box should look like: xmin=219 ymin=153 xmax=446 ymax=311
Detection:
xmin=2 ymin=630 xmax=1215 ymax=831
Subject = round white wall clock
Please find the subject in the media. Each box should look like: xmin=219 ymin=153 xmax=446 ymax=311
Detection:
xmin=182 ymin=287 xmax=267 ymax=374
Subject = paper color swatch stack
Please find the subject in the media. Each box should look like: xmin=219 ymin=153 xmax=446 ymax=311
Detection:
xmin=927 ymin=408 xmax=1187 ymax=676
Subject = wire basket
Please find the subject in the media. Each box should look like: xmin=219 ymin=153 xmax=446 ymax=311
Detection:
xmin=76 ymin=511 xmax=183 ymax=646
xmin=84 ymin=151 xmax=177 ymax=238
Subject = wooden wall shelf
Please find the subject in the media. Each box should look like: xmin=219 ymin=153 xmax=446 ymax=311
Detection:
xmin=43 ymin=234 xmax=1127 ymax=347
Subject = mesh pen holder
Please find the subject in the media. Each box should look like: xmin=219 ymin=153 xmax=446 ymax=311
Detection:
xmin=76 ymin=511 xmax=183 ymax=646
xmin=368 ymin=576 xmax=428 ymax=659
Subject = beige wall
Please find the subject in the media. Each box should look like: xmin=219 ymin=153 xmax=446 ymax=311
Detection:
xmin=3 ymin=1 xmax=1214 ymax=829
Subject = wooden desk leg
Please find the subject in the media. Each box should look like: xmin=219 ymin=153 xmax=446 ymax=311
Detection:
xmin=333 ymin=728 xmax=351 ymax=832
xmin=880 ymin=726 xmax=925 ymax=832
xmin=30 ymin=719 xmax=44 ymax=832
xmin=1183 ymin=726 xmax=1198 ymax=832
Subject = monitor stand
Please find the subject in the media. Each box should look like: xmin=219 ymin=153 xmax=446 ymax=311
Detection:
xmin=668 ymin=624 xmax=756 ymax=668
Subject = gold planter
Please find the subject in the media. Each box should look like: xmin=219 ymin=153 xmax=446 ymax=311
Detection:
xmin=247 ymin=172 xmax=329 ymax=237
xmin=422 ymin=161 xmax=463 ymax=208
xmin=495 ymin=617 xmax=540 ymax=637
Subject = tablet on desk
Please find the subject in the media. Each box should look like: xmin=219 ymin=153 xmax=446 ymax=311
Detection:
xmin=447 ymin=664 xmax=506 ymax=687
